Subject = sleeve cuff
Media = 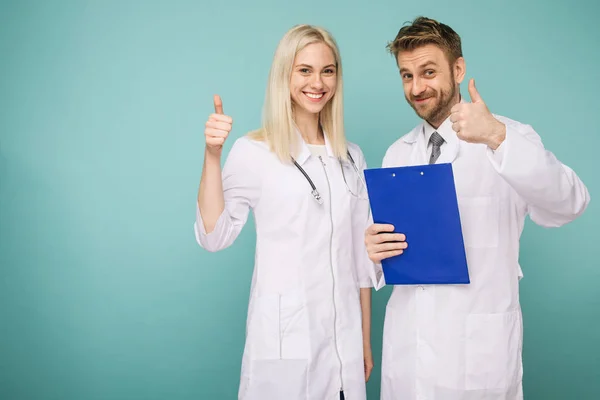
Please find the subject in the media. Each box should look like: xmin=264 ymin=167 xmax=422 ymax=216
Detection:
xmin=486 ymin=129 xmax=510 ymax=171
xmin=194 ymin=203 xmax=231 ymax=252
xmin=369 ymin=263 xmax=386 ymax=291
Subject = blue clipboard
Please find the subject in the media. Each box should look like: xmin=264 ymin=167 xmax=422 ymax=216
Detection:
xmin=363 ymin=163 xmax=470 ymax=285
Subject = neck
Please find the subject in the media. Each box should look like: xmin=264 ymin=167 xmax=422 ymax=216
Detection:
xmin=427 ymin=120 xmax=443 ymax=130
xmin=294 ymin=108 xmax=324 ymax=145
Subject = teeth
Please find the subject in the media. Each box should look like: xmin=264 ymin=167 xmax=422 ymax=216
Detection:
xmin=305 ymin=92 xmax=324 ymax=99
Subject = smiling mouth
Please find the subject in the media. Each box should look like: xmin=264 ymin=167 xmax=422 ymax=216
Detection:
xmin=414 ymin=97 xmax=432 ymax=103
xmin=304 ymin=92 xmax=325 ymax=100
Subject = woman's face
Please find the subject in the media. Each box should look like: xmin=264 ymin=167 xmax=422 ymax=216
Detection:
xmin=289 ymin=42 xmax=337 ymax=117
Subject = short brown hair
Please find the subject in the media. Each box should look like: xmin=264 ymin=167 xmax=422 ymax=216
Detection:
xmin=386 ymin=16 xmax=463 ymax=64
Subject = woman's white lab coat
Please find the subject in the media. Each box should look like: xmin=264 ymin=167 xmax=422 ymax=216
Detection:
xmin=373 ymin=115 xmax=590 ymax=400
xmin=195 ymin=134 xmax=374 ymax=400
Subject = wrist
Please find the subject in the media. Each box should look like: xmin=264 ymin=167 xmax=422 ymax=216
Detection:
xmin=205 ymin=146 xmax=223 ymax=161
xmin=487 ymin=121 xmax=506 ymax=150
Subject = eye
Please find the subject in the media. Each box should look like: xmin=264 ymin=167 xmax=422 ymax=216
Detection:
xmin=299 ymin=68 xmax=310 ymax=74
xmin=402 ymin=73 xmax=413 ymax=80
xmin=323 ymin=68 xmax=336 ymax=75
xmin=424 ymin=69 xmax=436 ymax=77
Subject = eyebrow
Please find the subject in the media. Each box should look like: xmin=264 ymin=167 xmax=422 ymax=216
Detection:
xmin=296 ymin=63 xmax=337 ymax=69
xmin=399 ymin=61 xmax=438 ymax=73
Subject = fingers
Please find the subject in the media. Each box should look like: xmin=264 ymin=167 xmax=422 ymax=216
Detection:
xmin=208 ymin=113 xmax=233 ymax=124
xmin=367 ymin=242 xmax=407 ymax=263
xmin=205 ymin=96 xmax=231 ymax=152
xmin=373 ymin=232 xmax=406 ymax=243
xmin=452 ymin=122 xmax=461 ymax=133
xmin=365 ymin=223 xmax=407 ymax=263
xmin=372 ymin=241 xmax=408 ymax=253
xmin=205 ymin=118 xmax=230 ymax=149
xmin=205 ymin=119 xmax=232 ymax=132
xmin=364 ymin=354 xmax=374 ymax=382
xmin=370 ymin=249 xmax=405 ymax=263
xmin=213 ymin=94 xmax=223 ymax=114
xmin=365 ymin=224 xmax=405 ymax=244
xmin=365 ymin=363 xmax=373 ymax=382
xmin=204 ymin=127 xmax=229 ymax=138
xmin=468 ymin=78 xmax=483 ymax=103
xmin=365 ymin=233 xmax=406 ymax=248
xmin=366 ymin=223 xmax=395 ymax=235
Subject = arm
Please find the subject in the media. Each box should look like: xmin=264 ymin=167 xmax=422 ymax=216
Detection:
xmin=348 ymin=145 xmax=379 ymax=380
xmin=486 ymin=119 xmax=590 ymax=227
xmin=363 ymin=146 xmax=408 ymax=268
xmin=194 ymin=95 xmax=259 ymax=252
xmin=450 ymin=79 xmax=590 ymax=228
xmin=350 ymin=146 xmax=387 ymax=290
xmin=198 ymin=149 xmax=225 ymax=233
xmin=197 ymin=94 xmax=229 ymax=233
xmin=360 ymin=287 xmax=373 ymax=382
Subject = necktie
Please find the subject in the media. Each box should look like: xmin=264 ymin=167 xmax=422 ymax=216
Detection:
xmin=429 ymin=131 xmax=445 ymax=164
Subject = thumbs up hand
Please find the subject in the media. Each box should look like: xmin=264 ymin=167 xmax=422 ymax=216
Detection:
xmin=205 ymin=94 xmax=233 ymax=156
xmin=449 ymin=79 xmax=506 ymax=150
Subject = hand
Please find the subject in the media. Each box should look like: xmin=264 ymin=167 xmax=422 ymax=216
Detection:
xmin=449 ymin=79 xmax=506 ymax=150
xmin=204 ymin=94 xmax=233 ymax=156
xmin=364 ymin=345 xmax=374 ymax=382
xmin=364 ymin=224 xmax=407 ymax=263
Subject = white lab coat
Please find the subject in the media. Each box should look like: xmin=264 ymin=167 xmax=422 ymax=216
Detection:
xmin=374 ymin=115 xmax=589 ymax=400
xmin=195 ymin=134 xmax=375 ymax=400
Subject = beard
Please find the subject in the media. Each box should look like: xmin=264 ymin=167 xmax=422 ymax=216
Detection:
xmin=406 ymin=76 xmax=457 ymax=125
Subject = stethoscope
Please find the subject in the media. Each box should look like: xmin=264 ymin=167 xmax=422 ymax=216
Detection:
xmin=291 ymin=151 xmax=367 ymax=204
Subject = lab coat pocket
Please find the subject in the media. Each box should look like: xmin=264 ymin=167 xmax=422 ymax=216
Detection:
xmin=248 ymin=292 xmax=309 ymax=360
xmin=279 ymin=291 xmax=310 ymax=359
xmin=465 ymin=310 xmax=522 ymax=390
xmin=457 ymin=196 xmax=499 ymax=248
xmin=248 ymin=294 xmax=280 ymax=359
xmin=245 ymin=359 xmax=307 ymax=400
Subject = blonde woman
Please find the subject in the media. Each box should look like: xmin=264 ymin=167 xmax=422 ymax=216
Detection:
xmin=195 ymin=25 xmax=377 ymax=400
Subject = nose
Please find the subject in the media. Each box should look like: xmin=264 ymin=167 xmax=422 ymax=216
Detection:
xmin=411 ymin=77 xmax=426 ymax=97
xmin=310 ymin=73 xmax=324 ymax=90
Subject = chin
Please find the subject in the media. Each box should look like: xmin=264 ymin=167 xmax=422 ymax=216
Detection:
xmin=414 ymin=103 xmax=437 ymax=118
xmin=304 ymin=103 xmax=327 ymax=115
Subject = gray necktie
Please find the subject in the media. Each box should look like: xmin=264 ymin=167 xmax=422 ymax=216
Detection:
xmin=429 ymin=131 xmax=445 ymax=164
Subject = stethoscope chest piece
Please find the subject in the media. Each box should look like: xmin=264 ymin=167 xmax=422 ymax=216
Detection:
xmin=311 ymin=189 xmax=323 ymax=204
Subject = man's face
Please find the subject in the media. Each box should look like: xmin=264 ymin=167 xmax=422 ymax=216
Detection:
xmin=397 ymin=44 xmax=464 ymax=127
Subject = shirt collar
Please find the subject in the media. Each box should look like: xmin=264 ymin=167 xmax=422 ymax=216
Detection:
xmin=423 ymin=116 xmax=453 ymax=145
xmin=294 ymin=127 xmax=336 ymax=165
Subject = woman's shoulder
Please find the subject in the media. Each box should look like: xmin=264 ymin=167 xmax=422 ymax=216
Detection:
xmin=229 ymin=130 xmax=270 ymax=155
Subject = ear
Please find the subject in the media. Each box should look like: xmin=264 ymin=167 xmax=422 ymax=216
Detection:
xmin=453 ymin=57 xmax=466 ymax=85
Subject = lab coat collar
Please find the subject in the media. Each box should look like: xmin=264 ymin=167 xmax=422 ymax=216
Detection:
xmin=294 ymin=127 xmax=336 ymax=166
xmin=401 ymin=124 xmax=421 ymax=144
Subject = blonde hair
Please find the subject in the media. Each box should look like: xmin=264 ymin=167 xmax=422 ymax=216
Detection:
xmin=249 ymin=24 xmax=347 ymax=162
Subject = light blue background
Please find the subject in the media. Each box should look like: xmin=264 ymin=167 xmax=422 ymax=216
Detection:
xmin=1 ymin=0 xmax=598 ymax=399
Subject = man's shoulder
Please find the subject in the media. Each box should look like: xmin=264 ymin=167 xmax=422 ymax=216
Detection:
xmin=386 ymin=124 xmax=422 ymax=151
xmin=493 ymin=114 xmax=532 ymax=132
